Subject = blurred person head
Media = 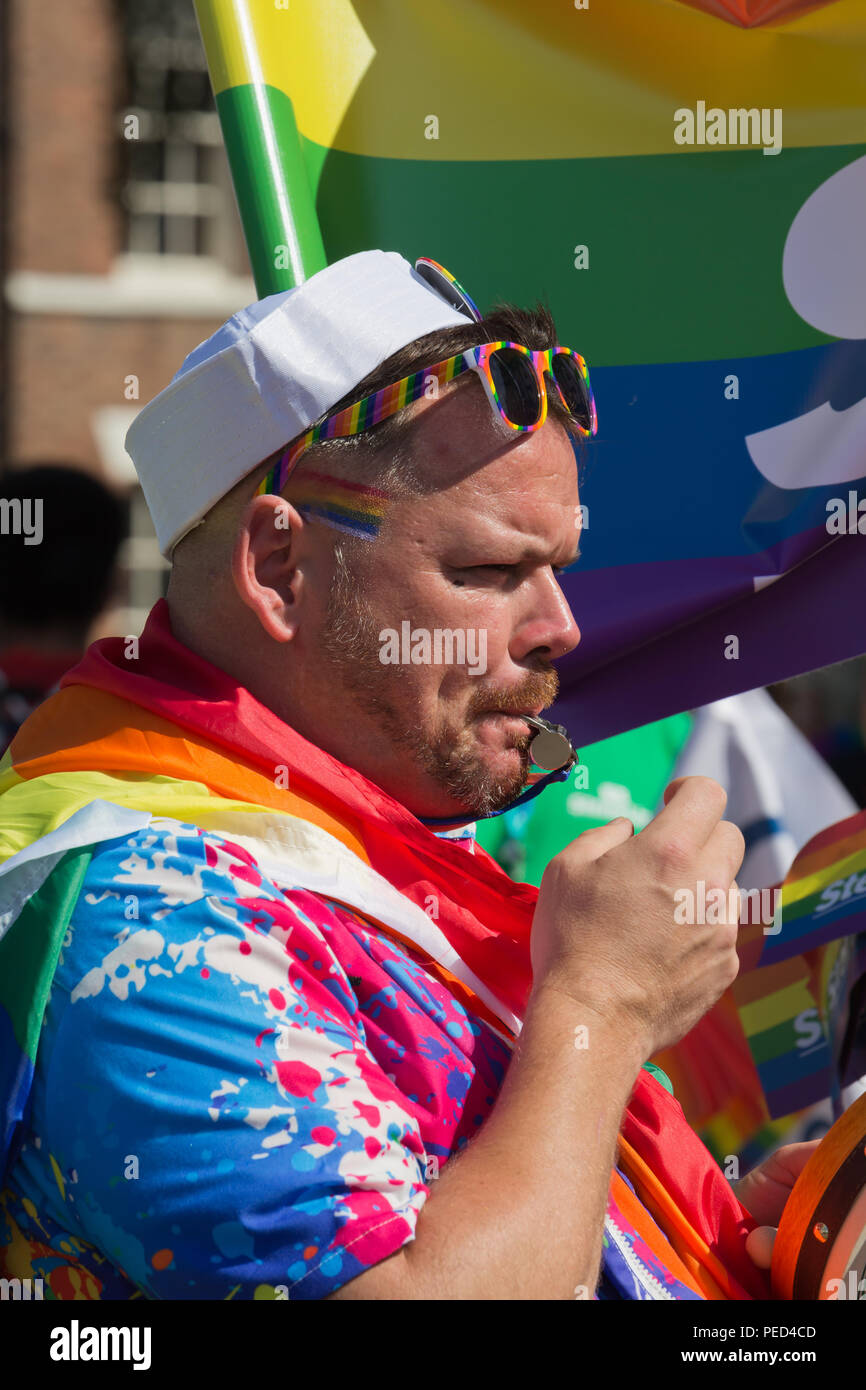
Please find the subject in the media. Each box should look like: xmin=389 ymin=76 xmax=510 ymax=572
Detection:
xmin=0 ymin=465 xmax=126 ymax=651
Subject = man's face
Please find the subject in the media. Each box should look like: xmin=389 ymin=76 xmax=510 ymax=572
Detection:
xmin=311 ymin=375 xmax=583 ymax=820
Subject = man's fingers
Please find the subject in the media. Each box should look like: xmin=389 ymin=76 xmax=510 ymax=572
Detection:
xmin=645 ymin=776 xmax=730 ymax=851
xmin=662 ymin=777 xmax=689 ymax=806
xmin=702 ymin=819 xmax=747 ymax=887
xmin=560 ymin=817 xmax=635 ymax=868
xmin=762 ymin=1139 xmax=822 ymax=1184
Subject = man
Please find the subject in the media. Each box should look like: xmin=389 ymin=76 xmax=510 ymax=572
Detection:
xmin=0 ymin=251 xmax=813 ymax=1300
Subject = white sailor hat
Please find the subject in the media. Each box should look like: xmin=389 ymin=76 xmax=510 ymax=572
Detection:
xmin=124 ymin=249 xmax=476 ymax=557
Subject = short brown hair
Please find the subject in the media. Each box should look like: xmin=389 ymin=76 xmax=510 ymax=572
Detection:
xmin=256 ymin=297 xmax=587 ymax=496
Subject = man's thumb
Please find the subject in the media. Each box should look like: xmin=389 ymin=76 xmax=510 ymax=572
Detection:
xmin=745 ymin=1225 xmax=776 ymax=1270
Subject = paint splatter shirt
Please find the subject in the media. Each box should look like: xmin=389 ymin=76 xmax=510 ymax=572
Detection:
xmin=1 ymin=819 xmax=697 ymax=1300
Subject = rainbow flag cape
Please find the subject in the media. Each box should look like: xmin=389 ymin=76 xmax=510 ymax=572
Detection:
xmin=0 ymin=600 xmax=772 ymax=1299
xmin=193 ymin=0 xmax=866 ymax=745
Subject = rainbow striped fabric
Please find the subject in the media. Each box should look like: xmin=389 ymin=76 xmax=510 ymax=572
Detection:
xmin=759 ymin=812 xmax=866 ymax=968
xmin=257 ymin=358 xmax=472 ymax=496
xmin=731 ymin=812 xmax=866 ymax=1119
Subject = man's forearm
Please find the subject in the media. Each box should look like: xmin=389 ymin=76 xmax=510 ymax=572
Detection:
xmin=329 ymin=983 xmax=649 ymax=1299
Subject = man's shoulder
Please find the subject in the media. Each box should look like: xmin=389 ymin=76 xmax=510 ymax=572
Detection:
xmin=65 ymin=814 xmax=347 ymax=950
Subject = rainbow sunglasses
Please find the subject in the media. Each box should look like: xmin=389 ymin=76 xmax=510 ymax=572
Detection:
xmin=257 ymin=256 xmax=598 ymax=499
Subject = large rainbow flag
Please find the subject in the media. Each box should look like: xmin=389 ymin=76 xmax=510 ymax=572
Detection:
xmin=193 ymin=0 xmax=866 ymax=744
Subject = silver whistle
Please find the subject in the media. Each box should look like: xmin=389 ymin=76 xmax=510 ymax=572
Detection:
xmin=521 ymin=715 xmax=578 ymax=774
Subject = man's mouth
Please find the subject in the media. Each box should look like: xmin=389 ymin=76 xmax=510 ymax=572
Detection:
xmin=482 ymin=706 xmax=544 ymax=719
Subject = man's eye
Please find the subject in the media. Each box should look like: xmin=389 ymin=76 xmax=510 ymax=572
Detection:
xmin=452 ymin=564 xmax=513 ymax=576
xmin=449 ymin=564 xmax=513 ymax=587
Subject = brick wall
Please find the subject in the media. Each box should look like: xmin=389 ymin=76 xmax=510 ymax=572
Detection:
xmin=9 ymin=0 xmax=121 ymax=276
xmin=4 ymin=0 xmax=240 ymax=475
xmin=7 ymin=312 xmax=222 ymax=471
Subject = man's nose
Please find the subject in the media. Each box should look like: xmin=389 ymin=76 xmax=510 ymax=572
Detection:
xmin=511 ymin=571 xmax=581 ymax=662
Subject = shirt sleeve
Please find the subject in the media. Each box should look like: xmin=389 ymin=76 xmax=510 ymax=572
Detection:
xmin=28 ymin=818 xmax=430 ymax=1299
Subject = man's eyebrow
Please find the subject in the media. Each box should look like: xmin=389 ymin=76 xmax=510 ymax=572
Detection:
xmin=503 ymin=543 xmax=583 ymax=567
xmin=447 ymin=535 xmax=583 ymax=567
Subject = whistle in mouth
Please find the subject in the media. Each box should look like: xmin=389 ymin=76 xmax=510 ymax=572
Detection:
xmin=521 ymin=715 xmax=578 ymax=774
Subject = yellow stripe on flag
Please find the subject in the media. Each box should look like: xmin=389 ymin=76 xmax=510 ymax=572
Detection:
xmin=198 ymin=0 xmax=866 ymax=160
xmin=782 ymin=848 xmax=866 ymax=909
xmin=739 ymin=980 xmax=816 ymax=1035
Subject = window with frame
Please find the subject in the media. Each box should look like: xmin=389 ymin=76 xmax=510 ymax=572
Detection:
xmin=117 ymin=0 xmax=244 ymax=267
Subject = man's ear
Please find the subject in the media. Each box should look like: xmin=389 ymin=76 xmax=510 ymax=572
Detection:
xmin=231 ymin=494 xmax=304 ymax=643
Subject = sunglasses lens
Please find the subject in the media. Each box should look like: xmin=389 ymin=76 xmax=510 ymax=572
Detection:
xmin=414 ymin=258 xmax=483 ymax=323
xmin=489 ymin=348 xmax=542 ymax=427
xmin=551 ymin=353 xmax=593 ymax=432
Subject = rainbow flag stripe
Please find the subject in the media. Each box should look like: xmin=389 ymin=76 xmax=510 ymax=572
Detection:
xmin=761 ymin=811 xmax=866 ymax=968
xmin=732 ymin=811 xmax=866 ymax=1118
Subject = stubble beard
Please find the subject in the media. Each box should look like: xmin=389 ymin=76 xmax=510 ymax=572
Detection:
xmin=319 ymin=547 xmax=560 ymax=817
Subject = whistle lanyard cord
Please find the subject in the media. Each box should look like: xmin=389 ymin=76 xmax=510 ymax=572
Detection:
xmin=419 ymin=764 xmax=572 ymax=829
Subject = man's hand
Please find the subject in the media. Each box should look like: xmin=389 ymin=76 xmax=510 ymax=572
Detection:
xmin=733 ymin=1139 xmax=822 ymax=1269
xmin=531 ymin=775 xmax=745 ymax=1057
xmin=334 ymin=777 xmax=747 ymax=1300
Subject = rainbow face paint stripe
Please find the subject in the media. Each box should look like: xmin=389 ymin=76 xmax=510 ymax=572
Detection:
xmin=256 ymin=339 xmax=597 ymax=501
xmin=282 ymin=469 xmax=390 ymax=539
